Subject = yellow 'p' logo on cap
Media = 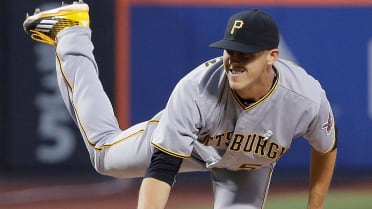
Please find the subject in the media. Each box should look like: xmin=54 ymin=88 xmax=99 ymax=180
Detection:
xmin=230 ymin=20 xmax=244 ymax=35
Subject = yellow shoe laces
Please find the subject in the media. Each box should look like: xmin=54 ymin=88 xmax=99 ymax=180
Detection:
xmin=30 ymin=30 xmax=56 ymax=46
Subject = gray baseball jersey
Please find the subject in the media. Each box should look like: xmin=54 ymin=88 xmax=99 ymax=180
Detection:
xmin=55 ymin=27 xmax=336 ymax=209
xmin=152 ymin=57 xmax=336 ymax=171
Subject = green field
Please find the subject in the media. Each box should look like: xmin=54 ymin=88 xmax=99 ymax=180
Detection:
xmin=180 ymin=190 xmax=372 ymax=209
xmin=265 ymin=191 xmax=372 ymax=209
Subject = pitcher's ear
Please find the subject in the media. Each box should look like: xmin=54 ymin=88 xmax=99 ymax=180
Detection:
xmin=267 ymin=49 xmax=279 ymax=65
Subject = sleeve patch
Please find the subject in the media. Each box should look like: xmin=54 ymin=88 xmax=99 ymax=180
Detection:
xmin=321 ymin=112 xmax=334 ymax=136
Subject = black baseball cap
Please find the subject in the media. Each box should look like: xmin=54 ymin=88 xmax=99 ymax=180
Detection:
xmin=209 ymin=9 xmax=279 ymax=53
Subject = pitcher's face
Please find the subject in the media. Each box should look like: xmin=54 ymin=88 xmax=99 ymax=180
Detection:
xmin=223 ymin=50 xmax=269 ymax=90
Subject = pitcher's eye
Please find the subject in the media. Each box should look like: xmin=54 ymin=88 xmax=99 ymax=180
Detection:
xmin=226 ymin=50 xmax=234 ymax=55
xmin=226 ymin=50 xmax=245 ymax=57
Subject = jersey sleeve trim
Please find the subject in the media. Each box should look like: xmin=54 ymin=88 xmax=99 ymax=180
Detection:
xmin=151 ymin=142 xmax=191 ymax=159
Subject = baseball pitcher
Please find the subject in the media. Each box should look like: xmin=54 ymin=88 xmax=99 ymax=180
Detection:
xmin=23 ymin=1 xmax=337 ymax=209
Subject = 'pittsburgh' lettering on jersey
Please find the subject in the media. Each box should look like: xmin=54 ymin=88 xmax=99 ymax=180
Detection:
xmin=200 ymin=131 xmax=287 ymax=160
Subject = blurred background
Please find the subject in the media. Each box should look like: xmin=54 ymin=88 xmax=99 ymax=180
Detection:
xmin=0 ymin=0 xmax=372 ymax=208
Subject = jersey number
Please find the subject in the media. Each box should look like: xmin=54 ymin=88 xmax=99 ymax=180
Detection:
xmin=238 ymin=163 xmax=262 ymax=170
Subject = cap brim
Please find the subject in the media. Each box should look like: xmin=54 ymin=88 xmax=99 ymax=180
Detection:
xmin=209 ymin=39 xmax=264 ymax=53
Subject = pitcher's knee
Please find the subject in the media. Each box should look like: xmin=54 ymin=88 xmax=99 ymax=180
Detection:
xmin=94 ymin=163 xmax=112 ymax=176
xmin=93 ymin=159 xmax=148 ymax=178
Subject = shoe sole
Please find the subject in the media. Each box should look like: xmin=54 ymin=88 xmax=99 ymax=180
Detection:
xmin=23 ymin=3 xmax=89 ymax=31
